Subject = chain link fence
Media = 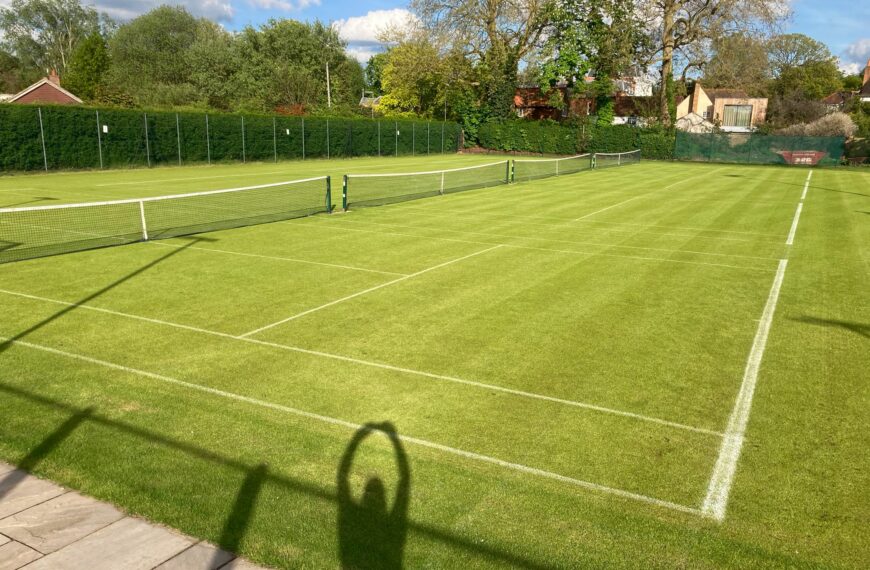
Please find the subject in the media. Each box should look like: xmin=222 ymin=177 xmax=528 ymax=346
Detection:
xmin=0 ymin=105 xmax=463 ymax=173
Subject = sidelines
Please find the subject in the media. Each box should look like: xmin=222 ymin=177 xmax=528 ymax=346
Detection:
xmin=800 ymin=170 xmax=813 ymax=200
xmin=786 ymin=170 xmax=812 ymax=246
xmin=0 ymin=335 xmax=705 ymax=517
xmin=0 ymin=287 xmax=721 ymax=436
xmin=150 ymin=241 xmax=408 ymax=277
xmin=238 ymin=245 xmax=503 ymax=337
xmin=701 ymin=259 xmax=788 ymax=521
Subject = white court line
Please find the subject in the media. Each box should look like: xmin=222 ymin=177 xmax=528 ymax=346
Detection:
xmin=384 ymin=210 xmax=776 ymax=261
xmin=567 ymin=167 xmax=727 ymax=223
xmin=1 ymin=336 xmax=703 ymax=517
xmin=785 ymin=203 xmax=803 ymax=246
xmin=150 ymin=241 xmax=408 ymax=277
xmin=800 ymin=170 xmax=812 ymax=200
xmin=239 ymin=245 xmax=503 ymax=337
xmin=323 ymin=218 xmax=777 ymax=271
xmin=701 ymin=259 xmax=788 ymax=521
xmin=95 ymin=171 xmax=290 ymax=187
xmin=0 ymin=288 xmax=719 ymax=436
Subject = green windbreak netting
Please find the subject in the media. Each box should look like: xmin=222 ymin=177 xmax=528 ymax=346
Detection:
xmin=0 ymin=105 xmax=463 ymax=173
xmin=675 ymin=132 xmax=845 ymax=166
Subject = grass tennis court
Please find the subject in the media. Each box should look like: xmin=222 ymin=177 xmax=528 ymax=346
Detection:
xmin=0 ymin=156 xmax=867 ymax=568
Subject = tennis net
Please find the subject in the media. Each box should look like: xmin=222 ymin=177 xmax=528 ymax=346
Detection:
xmin=512 ymin=154 xmax=592 ymax=182
xmin=342 ymin=160 xmax=510 ymax=209
xmin=594 ymin=150 xmax=641 ymax=169
xmin=0 ymin=176 xmax=331 ymax=263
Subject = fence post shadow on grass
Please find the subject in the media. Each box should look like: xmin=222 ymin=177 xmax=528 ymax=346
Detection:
xmin=0 ymin=236 xmax=212 ymax=356
xmin=0 ymin=407 xmax=93 ymax=501
xmin=215 ymin=462 xmax=268 ymax=559
xmin=337 ymin=422 xmax=410 ymax=570
xmin=792 ymin=316 xmax=870 ymax=339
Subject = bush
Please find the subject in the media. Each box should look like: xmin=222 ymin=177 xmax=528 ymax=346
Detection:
xmin=0 ymin=104 xmax=463 ymax=172
xmin=776 ymin=112 xmax=857 ymax=138
xmin=476 ymin=119 xmax=674 ymax=160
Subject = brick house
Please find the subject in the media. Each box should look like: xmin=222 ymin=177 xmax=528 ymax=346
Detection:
xmin=514 ymin=86 xmax=595 ymax=120
xmin=676 ymin=83 xmax=767 ymax=132
xmin=860 ymin=58 xmax=870 ymax=103
xmin=5 ymin=71 xmax=82 ymax=105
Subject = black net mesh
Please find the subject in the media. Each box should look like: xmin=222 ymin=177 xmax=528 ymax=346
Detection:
xmin=594 ymin=150 xmax=641 ymax=169
xmin=513 ymin=154 xmax=593 ymax=182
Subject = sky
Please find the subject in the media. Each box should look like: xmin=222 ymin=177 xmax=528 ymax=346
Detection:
xmin=1 ymin=0 xmax=868 ymax=75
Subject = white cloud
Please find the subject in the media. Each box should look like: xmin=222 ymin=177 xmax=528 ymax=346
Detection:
xmin=246 ymin=0 xmax=320 ymax=12
xmin=333 ymin=9 xmax=417 ymax=63
xmin=93 ymin=1 xmax=235 ymax=22
xmin=839 ymin=38 xmax=870 ymax=74
xmin=333 ymin=9 xmax=417 ymax=44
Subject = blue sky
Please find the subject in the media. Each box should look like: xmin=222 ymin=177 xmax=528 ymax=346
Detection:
xmin=6 ymin=0 xmax=866 ymax=73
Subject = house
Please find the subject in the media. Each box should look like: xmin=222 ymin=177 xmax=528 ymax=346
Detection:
xmin=4 ymin=71 xmax=82 ymax=105
xmin=675 ymin=112 xmax=714 ymax=133
xmin=676 ymin=83 xmax=767 ymax=132
xmin=860 ymin=58 xmax=870 ymax=103
xmin=821 ymin=91 xmax=852 ymax=112
xmin=513 ymin=86 xmax=594 ymax=120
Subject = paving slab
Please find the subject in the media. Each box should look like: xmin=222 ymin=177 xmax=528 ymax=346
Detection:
xmin=219 ymin=559 xmax=271 ymax=570
xmin=0 ymin=540 xmax=43 ymax=570
xmin=0 ymin=471 xmax=66 ymax=519
xmin=0 ymin=491 xmax=124 ymax=554
xmin=155 ymin=542 xmax=235 ymax=569
xmin=0 ymin=464 xmax=15 ymax=476
xmin=25 ymin=517 xmax=193 ymax=570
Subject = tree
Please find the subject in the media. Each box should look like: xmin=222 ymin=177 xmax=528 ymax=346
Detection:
xmin=62 ymin=32 xmax=108 ymax=100
xmin=767 ymin=34 xmax=832 ymax=78
xmin=703 ymin=33 xmax=770 ymax=96
xmin=842 ymin=74 xmax=863 ymax=91
xmin=365 ymin=53 xmax=389 ymax=94
xmin=773 ymin=60 xmax=843 ymax=100
xmin=0 ymin=0 xmax=102 ymax=74
xmin=643 ymin=0 xmax=788 ymax=125
xmin=412 ymin=0 xmax=552 ymax=117
xmin=379 ymin=36 xmax=444 ymax=115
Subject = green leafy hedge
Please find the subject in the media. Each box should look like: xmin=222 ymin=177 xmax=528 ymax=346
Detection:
xmin=0 ymin=104 xmax=463 ymax=173
xmin=476 ymin=120 xmax=674 ymax=160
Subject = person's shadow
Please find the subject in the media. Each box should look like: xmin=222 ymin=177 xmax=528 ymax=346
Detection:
xmin=337 ymin=422 xmax=410 ymax=570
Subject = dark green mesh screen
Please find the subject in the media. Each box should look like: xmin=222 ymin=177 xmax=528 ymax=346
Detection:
xmin=675 ymin=132 xmax=845 ymax=166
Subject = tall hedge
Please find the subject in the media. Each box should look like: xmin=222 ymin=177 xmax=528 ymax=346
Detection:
xmin=476 ymin=120 xmax=674 ymax=160
xmin=0 ymin=104 xmax=463 ymax=173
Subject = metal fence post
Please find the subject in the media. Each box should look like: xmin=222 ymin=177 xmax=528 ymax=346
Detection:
xmin=377 ymin=120 xmax=381 ymax=156
xmin=241 ymin=116 xmax=246 ymax=163
xmin=395 ymin=121 xmax=398 ymax=157
xmin=301 ymin=118 xmax=306 ymax=160
xmin=272 ymin=116 xmax=277 ymax=162
xmin=37 ymin=108 xmax=48 ymax=171
xmin=427 ymin=122 xmax=430 ymax=155
xmin=205 ymin=114 xmax=211 ymax=165
xmin=326 ymin=119 xmax=330 ymax=159
xmin=144 ymin=113 xmax=151 ymax=167
xmin=176 ymin=113 xmax=182 ymax=165
xmin=95 ymin=110 xmax=103 ymax=169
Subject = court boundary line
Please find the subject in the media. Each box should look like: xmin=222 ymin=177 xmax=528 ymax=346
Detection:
xmin=701 ymin=258 xmax=788 ymax=521
xmin=239 ymin=245 xmax=503 ymax=337
xmin=0 ymin=287 xmax=722 ymax=436
xmin=321 ymin=218 xmax=778 ymax=272
xmin=374 ymin=210 xmax=779 ymax=261
xmin=786 ymin=170 xmax=812 ymax=246
xmin=150 ymin=241 xmax=408 ymax=277
xmin=1 ymin=335 xmax=705 ymax=518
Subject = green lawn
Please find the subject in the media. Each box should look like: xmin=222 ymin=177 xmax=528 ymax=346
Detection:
xmin=0 ymin=156 xmax=867 ymax=568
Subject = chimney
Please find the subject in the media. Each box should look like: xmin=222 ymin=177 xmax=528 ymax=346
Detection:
xmin=864 ymin=58 xmax=870 ymax=87
xmin=691 ymin=82 xmax=700 ymax=114
xmin=48 ymin=69 xmax=60 ymax=85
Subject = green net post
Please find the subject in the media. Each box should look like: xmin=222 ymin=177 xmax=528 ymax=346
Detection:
xmin=326 ymin=176 xmax=332 ymax=213
xmin=342 ymin=174 xmax=348 ymax=210
xmin=505 ymin=160 xmax=511 ymax=183
xmin=510 ymin=160 xmax=515 ymax=183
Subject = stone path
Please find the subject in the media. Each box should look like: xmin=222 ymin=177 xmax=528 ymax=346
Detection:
xmin=0 ymin=462 xmax=269 ymax=569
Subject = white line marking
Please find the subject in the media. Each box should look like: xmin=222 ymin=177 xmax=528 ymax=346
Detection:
xmin=0 ymin=288 xmax=719 ymax=436
xmin=239 ymin=245 xmax=503 ymax=337
xmin=1 ymin=336 xmax=704 ymax=517
xmin=323 ymin=219 xmax=776 ymax=272
xmin=701 ymin=259 xmax=788 ymax=521
xmin=150 ymin=241 xmax=407 ymax=277
xmin=785 ymin=203 xmax=803 ymax=246
xmin=800 ymin=170 xmax=812 ymax=200
xmin=94 ymin=171 xmax=290 ymax=187
xmin=571 ymin=195 xmax=647 ymax=222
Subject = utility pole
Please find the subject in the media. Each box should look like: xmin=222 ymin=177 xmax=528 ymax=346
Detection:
xmin=326 ymin=60 xmax=332 ymax=108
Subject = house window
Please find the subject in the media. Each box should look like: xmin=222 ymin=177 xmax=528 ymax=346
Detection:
xmin=723 ymin=105 xmax=753 ymax=128
xmin=701 ymin=110 xmax=709 ymax=119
